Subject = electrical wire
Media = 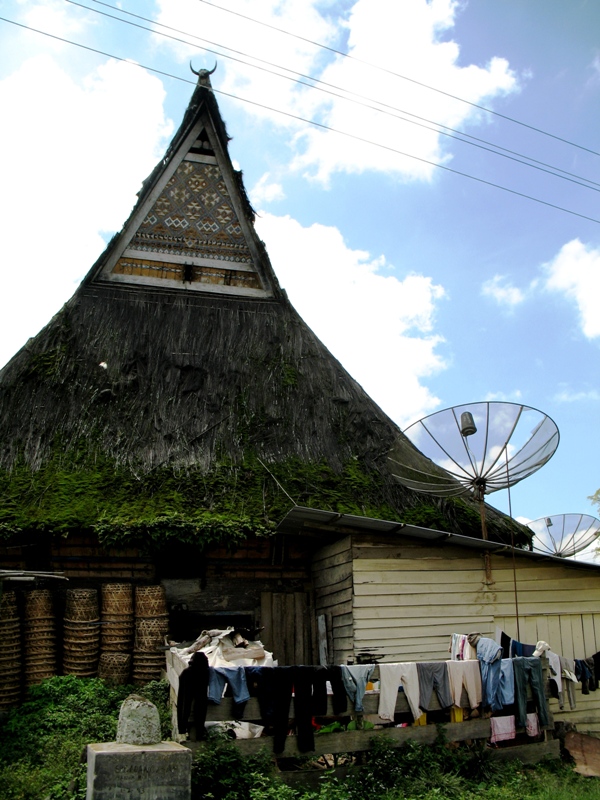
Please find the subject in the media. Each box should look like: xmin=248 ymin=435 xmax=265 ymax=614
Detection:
xmin=79 ymin=0 xmax=600 ymax=193
xmin=1 ymin=14 xmax=599 ymax=225
xmin=196 ymin=0 xmax=600 ymax=158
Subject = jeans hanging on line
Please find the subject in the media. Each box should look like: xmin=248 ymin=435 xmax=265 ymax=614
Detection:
xmin=476 ymin=637 xmax=503 ymax=711
xmin=513 ymin=656 xmax=548 ymax=729
xmin=208 ymin=667 xmax=250 ymax=718
xmin=340 ymin=665 xmax=374 ymax=713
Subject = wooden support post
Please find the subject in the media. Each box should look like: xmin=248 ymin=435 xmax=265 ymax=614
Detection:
xmin=317 ymin=614 xmax=328 ymax=666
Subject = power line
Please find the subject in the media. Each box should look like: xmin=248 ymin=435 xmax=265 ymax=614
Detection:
xmin=1 ymin=14 xmax=599 ymax=225
xmin=196 ymin=0 xmax=600 ymax=159
xmin=79 ymin=0 xmax=600 ymax=193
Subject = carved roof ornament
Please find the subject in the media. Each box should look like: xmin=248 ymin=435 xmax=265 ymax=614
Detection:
xmin=190 ymin=61 xmax=217 ymax=87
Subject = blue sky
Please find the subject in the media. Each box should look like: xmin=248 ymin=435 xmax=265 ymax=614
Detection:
xmin=1 ymin=0 xmax=599 ymax=552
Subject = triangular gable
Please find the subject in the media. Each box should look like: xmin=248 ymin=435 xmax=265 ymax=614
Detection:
xmin=90 ymin=74 xmax=277 ymax=299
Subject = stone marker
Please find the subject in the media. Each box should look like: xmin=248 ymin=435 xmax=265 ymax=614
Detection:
xmin=87 ymin=696 xmax=192 ymax=800
xmin=117 ymin=695 xmax=161 ymax=745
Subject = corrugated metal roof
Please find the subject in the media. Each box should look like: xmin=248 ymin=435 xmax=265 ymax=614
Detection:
xmin=277 ymin=506 xmax=600 ymax=571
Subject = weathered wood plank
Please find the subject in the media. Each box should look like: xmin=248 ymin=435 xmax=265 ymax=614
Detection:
xmin=582 ymin=614 xmax=597 ymax=655
xmin=315 ymin=587 xmax=353 ymax=610
xmin=314 ymin=576 xmax=353 ymax=598
xmin=294 ymin=592 xmax=306 ymax=665
xmin=489 ymin=739 xmax=560 ymax=764
xmin=354 ymin=615 xmax=489 ymax=632
xmin=260 ymin=592 xmax=273 ymax=653
xmin=312 ymin=562 xmax=353 ymax=588
xmin=198 ymin=718 xmax=494 ymax=757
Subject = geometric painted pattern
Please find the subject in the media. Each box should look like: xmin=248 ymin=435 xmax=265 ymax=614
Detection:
xmin=126 ymin=160 xmax=251 ymax=264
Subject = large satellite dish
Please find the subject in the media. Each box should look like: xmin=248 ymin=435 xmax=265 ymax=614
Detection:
xmin=528 ymin=514 xmax=600 ymax=559
xmin=389 ymin=401 xmax=559 ymax=539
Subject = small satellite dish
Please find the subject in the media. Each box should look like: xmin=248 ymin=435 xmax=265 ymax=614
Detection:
xmin=388 ymin=401 xmax=559 ymax=539
xmin=528 ymin=514 xmax=600 ymax=558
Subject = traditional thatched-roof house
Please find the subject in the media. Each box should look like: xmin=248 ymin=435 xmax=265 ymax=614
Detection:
xmin=0 ymin=71 xmax=528 ymax=656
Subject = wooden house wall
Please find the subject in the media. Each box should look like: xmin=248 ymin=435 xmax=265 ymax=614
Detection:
xmin=311 ymin=536 xmax=354 ymax=664
xmin=348 ymin=532 xmax=600 ymax=734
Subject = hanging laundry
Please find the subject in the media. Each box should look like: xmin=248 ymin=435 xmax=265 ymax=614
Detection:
xmin=177 ymin=651 xmax=209 ymax=737
xmin=417 ymin=662 xmax=453 ymax=712
xmin=497 ymin=659 xmax=515 ymax=707
xmin=513 ymin=657 xmax=549 ymax=729
xmin=559 ymin=656 xmax=577 ymax=711
xmin=575 ymin=659 xmax=595 ymax=694
xmin=526 ymin=712 xmax=540 ymax=738
xmin=533 ymin=641 xmax=562 ymax=697
xmin=446 ymin=660 xmax=482 ymax=710
xmin=474 ymin=636 xmax=503 ymax=711
xmin=378 ymin=662 xmax=421 ymax=721
xmin=341 ymin=664 xmax=375 ymax=713
xmin=490 ymin=715 xmax=516 ymax=743
xmin=272 ymin=666 xmax=331 ymax=754
xmin=510 ymin=639 xmax=536 ymax=657
xmin=450 ymin=633 xmax=477 ymax=661
xmin=208 ymin=666 xmax=250 ymax=718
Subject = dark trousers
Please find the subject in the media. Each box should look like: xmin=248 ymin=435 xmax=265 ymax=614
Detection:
xmin=177 ymin=652 xmax=209 ymax=736
xmin=513 ymin=657 xmax=548 ymax=728
xmin=273 ymin=666 xmax=329 ymax=753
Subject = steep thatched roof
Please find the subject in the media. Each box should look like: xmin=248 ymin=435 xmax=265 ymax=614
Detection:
xmin=0 ymin=72 xmax=529 ymax=548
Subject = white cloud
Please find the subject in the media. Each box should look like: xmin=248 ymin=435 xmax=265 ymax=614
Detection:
xmin=0 ymin=55 xmax=172 ymax=369
xmin=250 ymin=173 xmax=286 ymax=206
xmin=155 ymin=0 xmax=519 ymax=184
xmin=485 ymin=390 xmax=523 ymax=402
xmin=544 ymin=239 xmax=600 ymax=339
xmin=255 ymin=212 xmax=447 ymax=426
xmin=481 ymin=275 xmax=526 ymax=307
xmin=291 ymin=0 xmax=519 ymax=183
xmin=554 ymin=388 xmax=600 ymax=403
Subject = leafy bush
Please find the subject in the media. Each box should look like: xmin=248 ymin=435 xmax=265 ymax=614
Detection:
xmin=0 ymin=676 xmax=171 ymax=800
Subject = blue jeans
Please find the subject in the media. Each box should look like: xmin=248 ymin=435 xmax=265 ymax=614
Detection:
xmin=340 ymin=665 xmax=374 ymax=712
xmin=208 ymin=667 xmax=250 ymax=709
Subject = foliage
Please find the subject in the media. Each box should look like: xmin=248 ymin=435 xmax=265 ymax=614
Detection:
xmin=191 ymin=728 xmax=275 ymax=800
xmin=0 ymin=676 xmax=171 ymax=800
xmin=0 ymin=450 xmax=433 ymax=547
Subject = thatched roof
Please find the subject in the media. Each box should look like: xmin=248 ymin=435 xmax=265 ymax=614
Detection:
xmin=0 ymin=72 xmax=529 ymax=548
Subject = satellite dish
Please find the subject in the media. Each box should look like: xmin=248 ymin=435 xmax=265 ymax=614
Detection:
xmin=528 ymin=514 xmax=600 ymax=558
xmin=388 ymin=401 xmax=560 ymax=539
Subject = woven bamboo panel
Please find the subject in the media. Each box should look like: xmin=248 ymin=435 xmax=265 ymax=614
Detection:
xmin=134 ymin=616 xmax=169 ymax=651
xmin=98 ymin=652 xmax=131 ymax=684
xmin=24 ymin=590 xmax=53 ymax=619
xmin=135 ymin=585 xmax=167 ymax=618
xmin=0 ymin=590 xmax=18 ymax=620
xmin=65 ymin=589 xmax=99 ymax=622
xmin=101 ymin=584 xmax=133 ymax=616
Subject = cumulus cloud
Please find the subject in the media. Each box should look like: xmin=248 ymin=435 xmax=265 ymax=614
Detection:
xmin=250 ymin=173 xmax=286 ymax=206
xmin=255 ymin=212 xmax=447 ymax=426
xmin=155 ymin=0 xmax=519 ymax=184
xmin=543 ymin=239 xmax=600 ymax=339
xmin=293 ymin=0 xmax=519 ymax=183
xmin=481 ymin=275 xmax=526 ymax=307
xmin=0 ymin=55 xmax=172 ymax=368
